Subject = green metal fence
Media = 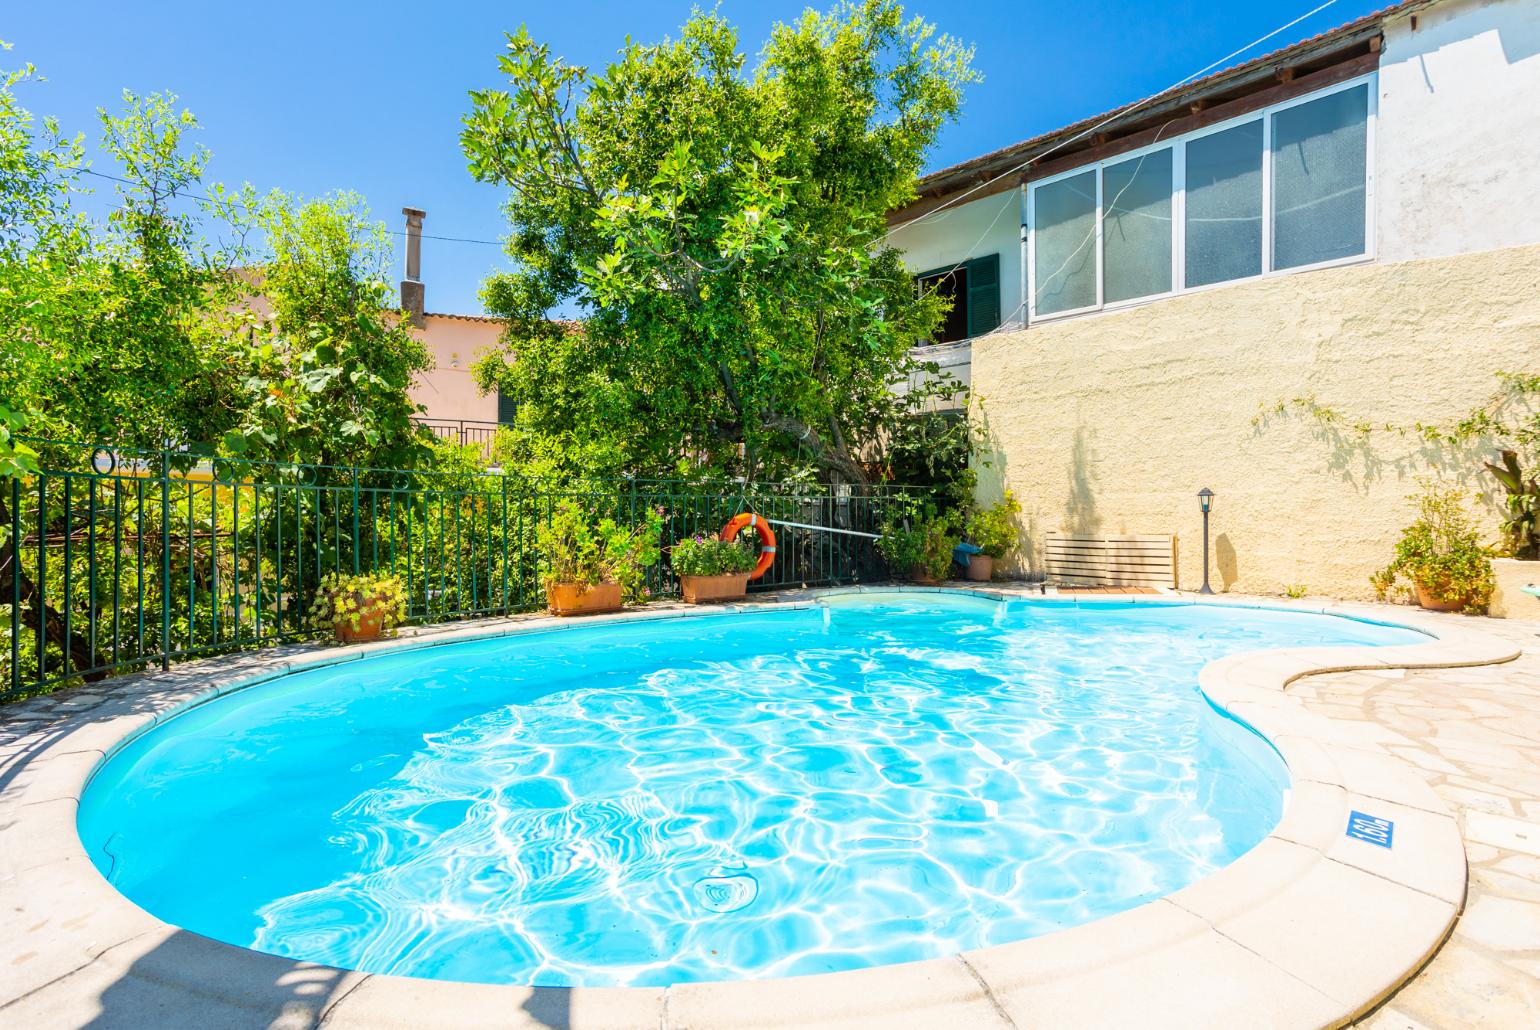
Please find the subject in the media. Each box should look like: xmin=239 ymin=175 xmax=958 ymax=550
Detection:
xmin=1 ymin=439 xmax=919 ymax=701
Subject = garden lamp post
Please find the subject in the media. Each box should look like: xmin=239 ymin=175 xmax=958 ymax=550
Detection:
xmin=1197 ymin=488 xmax=1215 ymax=595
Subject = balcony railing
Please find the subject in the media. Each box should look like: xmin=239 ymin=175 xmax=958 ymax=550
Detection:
xmin=416 ymin=418 xmax=504 ymax=459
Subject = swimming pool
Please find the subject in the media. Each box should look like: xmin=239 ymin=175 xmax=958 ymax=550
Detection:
xmin=78 ymin=592 xmax=1423 ymax=988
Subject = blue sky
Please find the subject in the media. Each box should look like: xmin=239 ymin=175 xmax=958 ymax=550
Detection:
xmin=5 ymin=0 xmax=1385 ymax=315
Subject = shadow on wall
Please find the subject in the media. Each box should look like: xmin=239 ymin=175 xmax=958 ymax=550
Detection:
xmin=1249 ymin=396 xmax=1511 ymax=528
xmin=1246 ymin=397 xmax=1523 ymax=570
xmin=973 ymin=395 xmax=1041 ymax=577
xmin=1065 ymin=423 xmax=1102 ymax=537
xmin=1216 ymin=533 xmax=1240 ymax=591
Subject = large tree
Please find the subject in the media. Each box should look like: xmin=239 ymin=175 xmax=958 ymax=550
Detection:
xmin=461 ymin=0 xmax=976 ymax=483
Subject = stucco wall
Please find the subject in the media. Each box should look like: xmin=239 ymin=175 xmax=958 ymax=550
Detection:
xmin=409 ymin=315 xmax=504 ymax=425
xmin=970 ymin=242 xmax=1540 ymax=598
xmin=1378 ymin=0 xmax=1540 ymax=262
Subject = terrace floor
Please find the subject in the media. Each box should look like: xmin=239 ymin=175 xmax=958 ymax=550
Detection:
xmin=1290 ymin=613 xmax=1540 ymax=1028
xmin=1 ymin=589 xmax=1538 ymax=1028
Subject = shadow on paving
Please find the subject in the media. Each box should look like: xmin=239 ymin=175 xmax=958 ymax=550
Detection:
xmin=78 ymin=930 xmax=352 ymax=1030
xmin=76 ymin=930 xmax=581 ymax=1030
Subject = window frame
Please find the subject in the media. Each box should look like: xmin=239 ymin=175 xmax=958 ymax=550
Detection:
xmin=1025 ymin=72 xmax=1377 ymax=325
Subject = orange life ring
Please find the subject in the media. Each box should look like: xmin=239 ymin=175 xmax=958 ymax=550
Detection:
xmin=720 ymin=512 xmax=777 ymax=581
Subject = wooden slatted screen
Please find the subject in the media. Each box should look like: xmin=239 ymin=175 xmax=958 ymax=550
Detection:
xmin=1046 ymin=533 xmax=1176 ymax=588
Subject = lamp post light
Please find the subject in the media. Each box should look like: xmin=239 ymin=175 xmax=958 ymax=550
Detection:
xmin=1197 ymin=488 xmax=1215 ymax=595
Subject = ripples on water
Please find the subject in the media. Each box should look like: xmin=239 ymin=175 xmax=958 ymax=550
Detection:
xmin=79 ymin=594 xmax=1420 ymax=986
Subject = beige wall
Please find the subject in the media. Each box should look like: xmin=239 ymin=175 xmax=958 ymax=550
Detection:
xmin=970 ymin=243 xmax=1540 ymax=598
xmin=409 ymin=315 xmax=504 ymax=425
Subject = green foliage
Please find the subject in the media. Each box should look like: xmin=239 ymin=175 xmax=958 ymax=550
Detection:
xmin=1284 ymin=583 xmax=1308 ymax=600
xmin=0 ymin=76 xmax=250 ymax=453
xmin=461 ymin=1 xmax=978 ymax=486
xmin=0 ymin=50 xmax=430 ymax=473
xmin=536 ymin=500 xmax=663 ymax=602
xmin=878 ymin=501 xmax=957 ymax=580
xmin=1373 ymin=483 xmax=1494 ymax=611
xmin=227 ymin=192 xmax=433 ymax=471
xmin=671 ymin=534 xmax=756 ymax=577
xmin=306 ymin=572 xmax=408 ymax=641
xmin=965 ymin=489 xmax=1020 ymax=559
xmin=1483 ymin=449 xmax=1539 ymax=560
xmin=0 ymin=405 xmax=38 ymax=480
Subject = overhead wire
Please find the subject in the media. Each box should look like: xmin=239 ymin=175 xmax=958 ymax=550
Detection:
xmin=76 ymin=167 xmax=504 ymax=245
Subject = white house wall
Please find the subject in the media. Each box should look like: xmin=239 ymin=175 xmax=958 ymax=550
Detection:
xmin=889 ymin=187 xmax=1022 ymax=393
xmin=1377 ymin=0 xmax=1540 ymax=262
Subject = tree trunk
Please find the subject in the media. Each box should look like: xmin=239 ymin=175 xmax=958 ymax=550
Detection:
xmin=763 ymin=414 xmax=870 ymax=485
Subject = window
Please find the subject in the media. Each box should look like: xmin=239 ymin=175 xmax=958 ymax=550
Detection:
xmin=1103 ymin=148 xmax=1173 ymax=303
xmin=496 ymin=389 xmax=518 ymax=425
xmin=1033 ymin=171 xmax=1098 ymax=316
xmin=1185 ymin=120 xmax=1264 ymax=288
xmin=917 ymin=266 xmax=970 ymax=343
xmin=1272 ymin=83 xmax=1369 ymax=270
xmin=1026 ymin=74 xmax=1374 ymax=322
xmin=916 ymin=253 xmax=1001 ymax=344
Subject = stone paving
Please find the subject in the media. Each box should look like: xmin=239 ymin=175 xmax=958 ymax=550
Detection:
xmin=1284 ymin=614 xmax=1540 ymax=1029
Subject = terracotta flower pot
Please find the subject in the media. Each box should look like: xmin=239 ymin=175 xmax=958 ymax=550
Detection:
xmin=334 ymin=593 xmax=387 ymax=644
xmin=679 ymin=573 xmax=750 ymax=604
xmin=547 ymin=580 xmax=623 ymax=617
xmin=909 ymin=566 xmax=939 ymax=586
xmin=966 ymin=554 xmax=994 ymax=582
xmin=1413 ymin=580 xmax=1468 ymax=613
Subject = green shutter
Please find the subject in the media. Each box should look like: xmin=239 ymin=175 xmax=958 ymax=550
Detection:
xmin=965 ymin=253 xmax=1001 ymax=338
xmin=496 ymin=390 xmax=518 ymax=425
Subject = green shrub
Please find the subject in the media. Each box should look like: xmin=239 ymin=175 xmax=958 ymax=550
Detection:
xmin=879 ymin=506 xmax=958 ymax=581
xmin=307 ymin=572 xmax=407 ymax=641
xmin=672 ymin=535 xmax=757 ymax=577
xmin=1374 ymin=484 xmax=1494 ymax=611
xmin=536 ymin=501 xmax=663 ymax=603
xmin=965 ymin=490 xmax=1020 ymax=559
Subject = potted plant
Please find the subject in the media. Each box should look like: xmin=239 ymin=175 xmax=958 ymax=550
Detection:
xmin=672 ymin=534 xmax=758 ymax=603
xmin=963 ymin=490 xmax=1020 ymax=581
xmin=538 ymin=501 xmax=663 ymax=616
xmin=1372 ymin=484 xmax=1495 ymax=613
xmin=308 ymin=572 xmax=407 ymax=644
xmin=879 ymin=507 xmax=958 ymax=585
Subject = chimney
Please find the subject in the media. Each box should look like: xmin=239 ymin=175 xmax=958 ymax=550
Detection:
xmin=400 ymin=207 xmax=426 ymax=328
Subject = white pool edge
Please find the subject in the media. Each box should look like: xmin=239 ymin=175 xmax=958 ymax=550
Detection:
xmin=0 ymin=586 xmax=1518 ymax=1029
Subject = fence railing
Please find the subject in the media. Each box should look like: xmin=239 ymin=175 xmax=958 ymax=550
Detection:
xmin=1 ymin=439 xmax=920 ymax=702
xmin=415 ymin=418 xmax=504 ymax=460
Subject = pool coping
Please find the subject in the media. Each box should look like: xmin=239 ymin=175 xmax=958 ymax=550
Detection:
xmin=0 ymin=586 xmax=1520 ymax=1029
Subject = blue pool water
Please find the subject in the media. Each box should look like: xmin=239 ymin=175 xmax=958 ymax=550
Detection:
xmin=78 ymin=593 xmax=1422 ymax=987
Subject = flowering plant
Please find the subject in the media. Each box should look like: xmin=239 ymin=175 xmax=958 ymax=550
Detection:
xmin=672 ymin=534 xmax=757 ymax=577
xmin=537 ymin=500 xmax=663 ymax=602
xmin=306 ymin=572 xmax=408 ymax=641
